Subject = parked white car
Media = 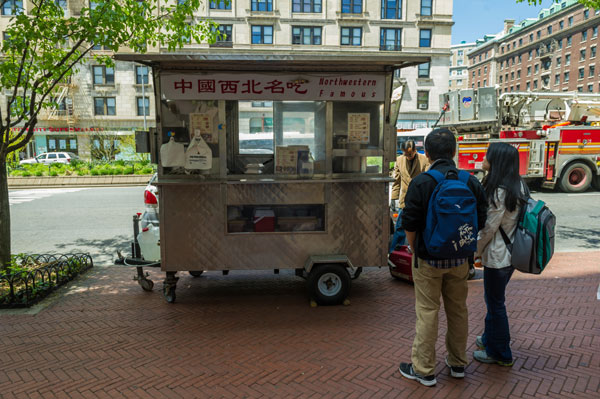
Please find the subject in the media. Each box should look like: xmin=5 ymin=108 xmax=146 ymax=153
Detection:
xmin=19 ymin=152 xmax=79 ymax=165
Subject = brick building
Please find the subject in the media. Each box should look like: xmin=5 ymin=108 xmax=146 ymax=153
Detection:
xmin=468 ymin=0 xmax=600 ymax=94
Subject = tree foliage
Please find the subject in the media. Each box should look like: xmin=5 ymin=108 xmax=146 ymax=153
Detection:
xmin=0 ymin=0 xmax=217 ymax=268
xmin=517 ymin=0 xmax=600 ymax=8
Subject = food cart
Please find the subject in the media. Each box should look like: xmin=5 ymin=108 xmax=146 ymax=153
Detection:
xmin=115 ymin=53 xmax=427 ymax=305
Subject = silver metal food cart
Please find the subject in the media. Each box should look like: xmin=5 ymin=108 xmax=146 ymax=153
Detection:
xmin=115 ymin=53 xmax=427 ymax=305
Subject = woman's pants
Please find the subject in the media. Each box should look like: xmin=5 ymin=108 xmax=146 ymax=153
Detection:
xmin=482 ymin=265 xmax=514 ymax=362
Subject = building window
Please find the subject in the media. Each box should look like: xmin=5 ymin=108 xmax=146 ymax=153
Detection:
xmin=547 ymin=26 xmax=552 ymax=35
xmin=519 ymin=38 xmax=523 ymax=46
xmin=534 ymin=64 xmax=539 ymax=74
xmin=528 ymin=50 xmax=532 ymax=60
xmin=341 ymin=0 xmax=361 ymax=13
xmin=213 ymin=24 xmax=233 ymax=44
xmin=484 ymin=66 xmax=487 ymax=74
xmin=457 ymin=59 xmax=463 ymax=66
xmin=137 ymin=97 xmax=150 ymax=116
xmin=591 ymin=46 xmax=597 ymax=58
xmin=517 ymin=70 xmax=521 ymax=78
xmin=556 ymin=57 xmax=562 ymax=66
xmin=92 ymin=65 xmax=114 ymax=85
xmin=529 ymin=33 xmax=534 ymax=42
xmin=418 ymin=62 xmax=430 ymax=78
xmin=579 ymin=68 xmax=585 ymax=79
xmin=564 ymin=71 xmax=569 ymax=82
xmin=293 ymin=0 xmax=322 ymax=13
xmin=457 ymin=79 xmax=462 ymax=84
xmin=511 ymin=71 xmax=515 ymax=80
xmin=499 ymin=76 xmax=503 ymax=83
xmin=593 ymin=26 xmax=598 ymax=39
xmin=559 ymin=20 xmax=564 ymax=29
xmin=590 ymin=65 xmax=595 ymax=77
xmin=251 ymin=0 xmax=272 ymax=11
xmin=558 ymin=38 xmax=563 ymax=49
xmin=420 ymin=0 xmax=432 ymax=16
xmin=458 ymin=50 xmax=463 ymax=56
xmin=568 ymin=16 xmax=573 ymax=27
xmin=567 ymin=36 xmax=572 ymax=47
xmin=580 ymin=49 xmax=586 ymax=60
xmin=341 ymin=27 xmax=362 ymax=45
xmin=588 ymin=84 xmax=594 ymax=92
xmin=566 ymin=54 xmax=571 ymax=65
xmin=526 ymin=82 xmax=530 ymax=90
xmin=533 ymin=80 xmax=538 ymax=89
xmin=555 ymin=74 xmax=560 ymax=85
xmin=419 ymin=29 xmax=431 ymax=47
xmin=577 ymin=86 xmax=583 ymax=93
xmin=527 ymin=66 xmax=531 ymax=76
xmin=209 ymin=0 xmax=231 ymax=9
xmin=380 ymin=28 xmax=401 ymax=51
xmin=537 ymin=30 xmax=541 ymax=39
xmin=584 ymin=9 xmax=589 ymax=19
xmin=417 ymin=91 xmax=429 ymax=110
xmin=292 ymin=26 xmax=322 ymax=45
xmin=381 ymin=0 xmax=401 ymax=19
xmin=251 ymin=25 xmax=273 ymax=44
xmin=135 ymin=66 xmax=149 ymax=85
xmin=518 ymin=55 xmax=522 ymax=63
xmin=1 ymin=0 xmax=23 ymax=15
xmin=94 ymin=97 xmax=116 ymax=116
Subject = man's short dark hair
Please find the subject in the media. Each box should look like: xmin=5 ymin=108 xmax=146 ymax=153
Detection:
xmin=402 ymin=140 xmax=416 ymax=152
xmin=425 ymin=128 xmax=456 ymax=161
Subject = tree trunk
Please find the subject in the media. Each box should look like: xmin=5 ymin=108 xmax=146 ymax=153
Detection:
xmin=0 ymin=157 xmax=10 ymax=270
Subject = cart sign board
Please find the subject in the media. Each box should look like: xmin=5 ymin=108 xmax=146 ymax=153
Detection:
xmin=161 ymin=73 xmax=386 ymax=102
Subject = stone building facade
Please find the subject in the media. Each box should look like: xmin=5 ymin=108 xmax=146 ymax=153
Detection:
xmin=468 ymin=0 xmax=600 ymax=94
xmin=449 ymin=41 xmax=475 ymax=90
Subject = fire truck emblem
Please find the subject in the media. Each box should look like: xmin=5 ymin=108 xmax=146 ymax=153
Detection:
xmin=462 ymin=97 xmax=473 ymax=108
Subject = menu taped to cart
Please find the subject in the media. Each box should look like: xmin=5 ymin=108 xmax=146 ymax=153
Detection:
xmin=348 ymin=113 xmax=370 ymax=143
xmin=162 ymin=73 xmax=385 ymax=101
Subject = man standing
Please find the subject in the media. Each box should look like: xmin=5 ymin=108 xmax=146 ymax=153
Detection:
xmin=389 ymin=140 xmax=429 ymax=250
xmin=398 ymin=128 xmax=487 ymax=386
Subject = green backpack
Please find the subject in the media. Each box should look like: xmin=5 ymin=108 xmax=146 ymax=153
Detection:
xmin=499 ymin=197 xmax=556 ymax=274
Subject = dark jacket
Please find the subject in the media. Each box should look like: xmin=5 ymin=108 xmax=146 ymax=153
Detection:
xmin=401 ymin=158 xmax=488 ymax=261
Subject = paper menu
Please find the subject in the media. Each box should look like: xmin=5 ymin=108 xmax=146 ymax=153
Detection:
xmin=347 ymin=113 xmax=370 ymax=143
xmin=190 ymin=108 xmax=219 ymax=143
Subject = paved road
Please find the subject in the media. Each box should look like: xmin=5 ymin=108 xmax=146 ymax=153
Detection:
xmin=8 ymin=186 xmax=600 ymax=266
xmin=10 ymin=186 xmax=145 ymax=265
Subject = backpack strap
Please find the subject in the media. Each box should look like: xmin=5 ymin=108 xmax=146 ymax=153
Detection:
xmin=457 ymin=170 xmax=470 ymax=184
xmin=499 ymin=226 xmax=513 ymax=253
xmin=425 ymin=169 xmax=444 ymax=183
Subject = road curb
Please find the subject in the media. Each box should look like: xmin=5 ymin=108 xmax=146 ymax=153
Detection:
xmin=8 ymin=174 xmax=153 ymax=188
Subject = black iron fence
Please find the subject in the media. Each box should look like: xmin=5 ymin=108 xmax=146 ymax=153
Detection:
xmin=0 ymin=253 xmax=93 ymax=308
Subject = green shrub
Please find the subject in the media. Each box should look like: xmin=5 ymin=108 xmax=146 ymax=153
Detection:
xmin=90 ymin=168 xmax=100 ymax=176
xmin=113 ymin=166 xmax=125 ymax=175
xmin=34 ymin=170 xmax=43 ymax=176
xmin=49 ymin=170 xmax=58 ymax=177
xmin=114 ymin=160 xmax=126 ymax=167
xmin=123 ymin=166 xmax=134 ymax=175
xmin=21 ymin=171 xmax=31 ymax=177
xmin=76 ymin=170 xmax=87 ymax=176
xmin=141 ymin=167 xmax=153 ymax=174
xmin=99 ymin=167 xmax=111 ymax=175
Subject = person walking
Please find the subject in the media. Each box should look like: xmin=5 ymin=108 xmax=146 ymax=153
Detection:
xmin=389 ymin=140 xmax=429 ymax=251
xmin=398 ymin=128 xmax=487 ymax=386
xmin=473 ymin=142 xmax=525 ymax=367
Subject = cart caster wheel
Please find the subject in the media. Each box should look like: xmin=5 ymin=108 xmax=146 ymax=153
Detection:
xmin=163 ymin=286 xmax=176 ymax=303
xmin=468 ymin=265 xmax=476 ymax=280
xmin=307 ymin=264 xmax=351 ymax=306
xmin=139 ymin=279 xmax=154 ymax=291
xmin=189 ymin=270 xmax=204 ymax=277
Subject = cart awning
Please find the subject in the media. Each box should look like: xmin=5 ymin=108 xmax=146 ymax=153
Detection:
xmin=114 ymin=51 xmax=432 ymax=72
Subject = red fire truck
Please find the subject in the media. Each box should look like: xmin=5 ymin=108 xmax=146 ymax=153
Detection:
xmin=438 ymin=89 xmax=600 ymax=193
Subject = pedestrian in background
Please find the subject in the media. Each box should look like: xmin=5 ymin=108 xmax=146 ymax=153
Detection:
xmin=474 ymin=142 xmax=525 ymax=367
xmin=389 ymin=140 xmax=429 ymax=251
xmin=398 ymin=128 xmax=487 ymax=386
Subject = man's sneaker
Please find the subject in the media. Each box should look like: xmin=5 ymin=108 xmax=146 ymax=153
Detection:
xmin=398 ymin=362 xmax=437 ymax=387
xmin=444 ymin=356 xmax=465 ymax=378
xmin=475 ymin=335 xmax=485 ymax=349
xmin=473 ymin=350 xmax=514 ymax=366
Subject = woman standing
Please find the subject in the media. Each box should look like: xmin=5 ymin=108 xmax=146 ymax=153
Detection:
xmin=474 ymin=142 xmax=526 ymax=367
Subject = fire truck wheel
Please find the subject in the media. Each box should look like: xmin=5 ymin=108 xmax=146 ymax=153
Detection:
xmin=307 ymin=264 xmax=351 ymax=306
xmin=189 ymin=270 xmax=204 ymax=277
xmin=559 ymin=163 xmax=592 ymax=193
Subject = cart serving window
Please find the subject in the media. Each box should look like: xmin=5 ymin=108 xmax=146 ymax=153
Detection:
xmin=115 ymin=53 xmax=428 ymax=305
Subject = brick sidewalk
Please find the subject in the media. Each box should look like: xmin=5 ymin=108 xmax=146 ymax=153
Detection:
xmin=1 ymin=251 xmax=598 ymax=398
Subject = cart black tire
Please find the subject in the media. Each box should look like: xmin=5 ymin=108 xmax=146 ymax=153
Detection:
xmin=139 ymin=279 xmax=154 ymax=291
xmin=189 ymin=270 xmax=204 ymax=277
xmin=163 ymin=286 xmax=176 ymax=303
xmin=307 ymin=264 xmax=351 ymax=306
xmin=559 ymin=162 xmax=592 ymax=193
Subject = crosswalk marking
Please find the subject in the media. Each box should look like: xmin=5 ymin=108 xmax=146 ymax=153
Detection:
xmin=9 ymin=188 xmax=88 ymax=205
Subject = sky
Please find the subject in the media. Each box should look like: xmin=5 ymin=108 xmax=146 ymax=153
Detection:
xmin=452 ymin=0 xmax=554 ymax=44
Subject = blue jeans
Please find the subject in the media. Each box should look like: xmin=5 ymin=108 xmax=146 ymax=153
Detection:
xmin=482 ymin=266 xmax=514 ymax=362
xmin=389 ymin=209 xmax=406 ymax=253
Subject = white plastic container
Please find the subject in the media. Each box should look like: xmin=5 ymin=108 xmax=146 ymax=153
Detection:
xmin=137 ymin=224 xmax=161 ymax=262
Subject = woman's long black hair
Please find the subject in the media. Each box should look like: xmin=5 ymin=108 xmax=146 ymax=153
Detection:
xmin=481 ymin=142 xmax=525 ymax=212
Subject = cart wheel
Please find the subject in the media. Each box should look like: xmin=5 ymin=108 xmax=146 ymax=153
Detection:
xmin=163 ymin=285 xmax=176 ymax=303
xmin=468 ymin=265 xmax=476 ymax=280
xmin=189 ymin=270 xmax=204 ymax=277
xmin=139 ymin=279 xmax=154 ymax=291
xmin=307 ymin=264 xmax=351 ymax=306
xmin=388 ymin=265 xmax=402 ymax=280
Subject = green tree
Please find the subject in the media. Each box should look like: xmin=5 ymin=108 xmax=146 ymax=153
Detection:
xmin=0 ymin=0 xmax=218 ymax=269
xmin=517 ymin=0 xmax=600 ymax=8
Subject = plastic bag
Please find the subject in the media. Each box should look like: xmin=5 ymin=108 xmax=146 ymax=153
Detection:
xmin=185 ymin=135 xmax=212 ymax=170
xmin=159 ymin=136 xmax=185 ymax=168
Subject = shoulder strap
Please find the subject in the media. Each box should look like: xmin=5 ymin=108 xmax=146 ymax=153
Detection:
xmin=499 ymin=226 xmax=513 ymax=253
xmin=426 ymin=169 xmax=444 ymax=183
xmin=457 ymin=170 xmax=470 ymax=184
